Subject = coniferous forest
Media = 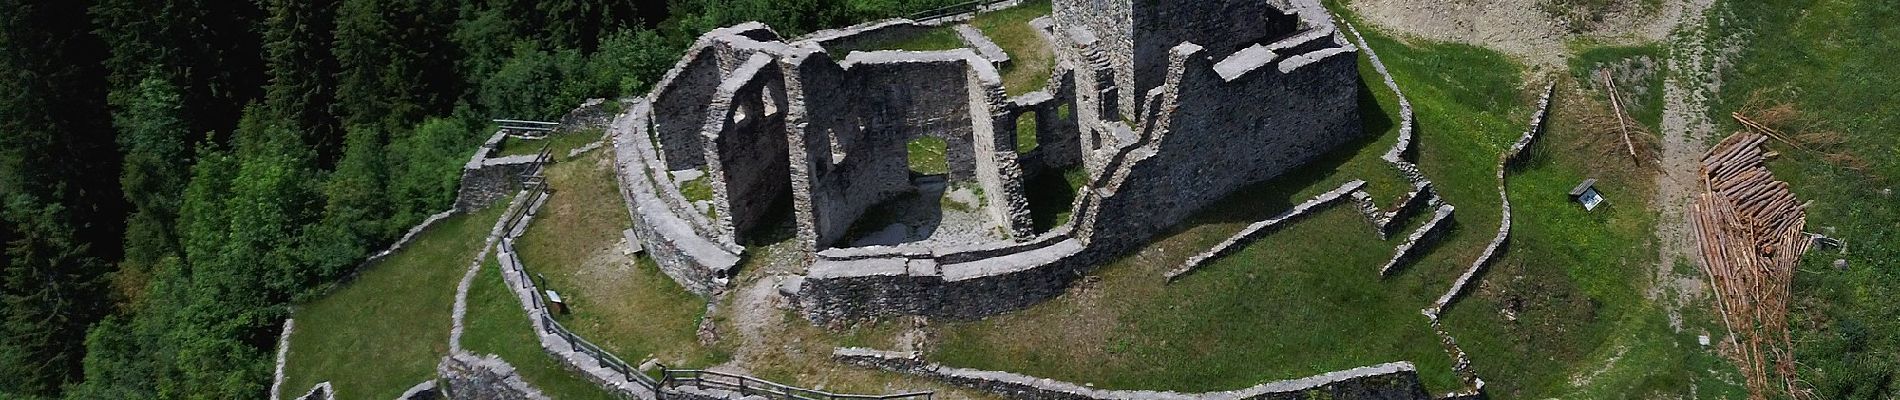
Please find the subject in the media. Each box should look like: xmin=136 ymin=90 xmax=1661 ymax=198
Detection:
xmin=0 ymin=0 xmax=962 ymax=397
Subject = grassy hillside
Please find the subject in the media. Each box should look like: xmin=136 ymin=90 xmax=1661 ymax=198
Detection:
xmin=278 ymin=205 xmax=507 ymax=399
xmin=1704 ymin=0 xmax=1900 ymax=397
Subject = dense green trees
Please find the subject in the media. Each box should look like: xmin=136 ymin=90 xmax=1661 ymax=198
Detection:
xmin=0 ymin=0 xmax=973 ymax=397
xmin=0 ymin=0 xmax=121 ymax=396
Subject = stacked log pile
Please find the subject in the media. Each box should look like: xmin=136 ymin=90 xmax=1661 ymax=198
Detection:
xmin=1689 ymin=132 xmax=1812 ymax=400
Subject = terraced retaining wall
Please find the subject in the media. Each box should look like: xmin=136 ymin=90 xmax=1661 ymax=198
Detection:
xmin=834 ymin=348 xmax=1432 ymax=400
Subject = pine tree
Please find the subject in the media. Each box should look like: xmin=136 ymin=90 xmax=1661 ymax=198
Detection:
xmin=0 ymin=0 xmax=123 ymax=395
xmin=333 ymin=0 xmax=463 ymax=131
xmin=260 ymin=0 xmax=344 ymax=165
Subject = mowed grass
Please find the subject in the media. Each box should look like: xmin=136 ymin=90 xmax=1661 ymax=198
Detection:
xmin=928 ymin=4 xmax=1616 ymax=393
xmin=929 ymin=23 xmax=1473 ymax=392
xmin=512 ymin=151 xmax=729 ymax=368
xmin=278 ymin=204 xmax=509 ymax=399
xmin=1704 ymin=0 xmax=1900 ymax=397
xmin=462 ymin=254 xmax=622 ymax=400
xmin=1436 ymin=76 xmax=1747 ymax=398
xmin=970 ymin=0 xmax=1055 ymax=96
xmin=827 ymin=25 xmax=966 ymax=59
xmin=495 ymin=128 xmax=607 ymax=159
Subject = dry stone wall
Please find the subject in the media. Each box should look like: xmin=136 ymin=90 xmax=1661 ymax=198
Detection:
xmin=834 ymin=348 xmax=1432 ymax=400
xmin=1424 ymin=83 xmax=1553 ymax=320
xmin=438 ymin=353 xmax=551 ymax=400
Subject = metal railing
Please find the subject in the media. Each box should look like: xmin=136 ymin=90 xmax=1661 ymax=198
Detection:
xmin=907 ymin=0 xmax=998 ymax=21
xmin=662 ymin=370 xmax=933 ymax=400
xmin=540 ymin=313 xmax=662 ymax=388
xmin=493 ymin=145 xmax=933 ymax=400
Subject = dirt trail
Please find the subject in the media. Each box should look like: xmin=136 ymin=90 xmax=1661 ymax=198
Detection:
xmin=1348 ymin=0 xmax=1696 ymax=67
xmin=1651 ymin=0 xmax=1720 ymax=331
xmin=1348 ymin=0 xmax=1723 ymax=332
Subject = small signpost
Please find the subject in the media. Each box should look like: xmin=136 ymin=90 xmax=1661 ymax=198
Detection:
xmin=1569 ymin=179 xmax=1605 ymax=211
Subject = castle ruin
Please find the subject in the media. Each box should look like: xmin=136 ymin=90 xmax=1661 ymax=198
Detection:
xmin=611 ymin=0 xmax=1365 ymax=322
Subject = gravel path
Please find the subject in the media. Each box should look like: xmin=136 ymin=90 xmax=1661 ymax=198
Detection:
xmin=1650 ymin=0 xmax=1721 ymax=332
xmin=1347 ymin=0 xmax=1694 ymax=67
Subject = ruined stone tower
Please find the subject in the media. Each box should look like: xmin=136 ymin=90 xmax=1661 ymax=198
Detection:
xmin=1051 ymin=0 xmax=1310 ymax=118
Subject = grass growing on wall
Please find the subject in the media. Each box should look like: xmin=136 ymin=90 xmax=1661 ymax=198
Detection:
xmin=495 ymin=128 xmax=608 ymax=159
xmin=511 ymin=151 xmax=729 ymax=368
xmin=278 ymin=204 xmax=510 ymax=399
xmin=907 ymin=136 xmax=950 ymax=176
xmin=971 ymin=0 xmax=1056 ymax=96
xmin=461 ymin=255 xmax=623 ymax=400
xmin=828 ymin=26 xmax=967 ymax=58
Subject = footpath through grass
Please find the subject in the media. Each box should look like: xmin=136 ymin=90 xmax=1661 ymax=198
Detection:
xmin=512 ymin=151 xmax=729 ymax=368
xmin=1702 ymin=0 xmax=1900 ymax=397
xmin=278 ymin=204 xmax=509 ymax=399
xmin=462 ymin=254 xmax=622 ymax=400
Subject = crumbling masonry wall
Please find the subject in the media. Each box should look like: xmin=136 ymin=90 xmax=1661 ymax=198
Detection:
xmin=704 ymin=54 xmax=791 ymax=239
xmin=793 ymin=20 xmax=1363 ymax=322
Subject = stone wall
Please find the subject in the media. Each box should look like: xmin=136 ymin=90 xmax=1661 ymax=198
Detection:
xmin=614 ymin=105 xmax=742 ymax=295
xmin=781 ymin=49 xmax=912 ymax=250
xmin=703 ymin=54 xmax=792 ymax=240
xmin=1079 ymin=28 xmax=1358 ymax=252
xmin=455 ymin=131 xmax=534 ymax=212
xmin=792 ymin=9 xmax=1364 ymax=323
xmin=834 ymin=348 xmax=1432 ymax=400
xmin=1425 ymin=83 xmax=1554 ymax=320
xmin=1169 ymin=180 xmax=1366 ymax=280
xmin=1051 ymin=0 xmax=1302 ymax=118
xmin=438 ymin=353 xmax=552 ymax=400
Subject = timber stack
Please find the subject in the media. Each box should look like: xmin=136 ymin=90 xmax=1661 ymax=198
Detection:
xmin=1689 ymin=131 xmax=1813 ymax=400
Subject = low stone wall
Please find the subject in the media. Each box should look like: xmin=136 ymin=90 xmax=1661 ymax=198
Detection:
xmin=438 ymin=353 xmax=551 ymax=400
xmin=1424 ymin=83 xmax=1554 ymax=320
xmin=271 ymin=318 xmax=296 ymax=400
xmin=1167 ymin=180 xmax=1367 ymax=281
xmin=613 ymin=104 xmax=741 ymax=296
xmin=456 ymin=130 xmax=541 ymax=212
xmin=294 ymin=382 xmax=334 ymax=400
xmin=833 ymin=348 xmax=1432 ymax=400
xmin=399 ymin=380 xmax=442 ymax=400
xmin=1378 ymin=204 xmax=1455 ymax=276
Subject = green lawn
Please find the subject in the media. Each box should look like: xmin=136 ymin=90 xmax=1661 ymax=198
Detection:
xmin=1437 ymin=77 xmax=1745 ymax=398
xmin=278 ymin=204 xmax=509 ymax=399
xmin=495 ymin=128 xmax=606 ymax=159
xmin=462 ymin=254 xmax=623 ymax=400
xmin=512 ymin=151 xmax=729 ymax=368
xmin=970 ymin=0 xmax=1055 ymax=96
xmin=929 ymin=19 xmax=1467 ymax=391
xmin=1702 ymin=0 xmax=1900 ymax=397
xmin=907 ymin=137 xmax=949 ymax=176
xmin=827 ymin=25 xmax=966 ymax=59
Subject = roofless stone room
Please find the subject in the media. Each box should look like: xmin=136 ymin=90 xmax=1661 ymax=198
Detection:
xmin=10 ymin=0 xmax=1872 ymax=399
